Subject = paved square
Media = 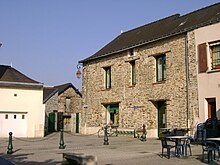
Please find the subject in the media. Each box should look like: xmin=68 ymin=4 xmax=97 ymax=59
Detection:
xmin=0 ymin=133 xmax=219 ymax=165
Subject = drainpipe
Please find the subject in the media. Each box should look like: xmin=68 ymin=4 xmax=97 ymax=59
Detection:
xmin=185 ymin=34 xmax=190 ymax=130
xmin=83 ymin=63 xmax=89 ymax=134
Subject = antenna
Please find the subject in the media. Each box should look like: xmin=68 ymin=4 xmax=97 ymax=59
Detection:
xmin=10 ymin=62 xmax=13 ymax=67
xmin=120 ymin=30 xmax=123 ymax=34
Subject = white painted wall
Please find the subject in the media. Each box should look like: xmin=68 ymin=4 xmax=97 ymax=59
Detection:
xmin=0 ymin=86 xmax=45 ymax=137
xmin=195 ymin=23 xmax=220 ymax=122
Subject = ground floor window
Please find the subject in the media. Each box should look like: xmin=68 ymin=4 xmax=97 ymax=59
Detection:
xmin=106 ymin=104 xmax=119 ymax=125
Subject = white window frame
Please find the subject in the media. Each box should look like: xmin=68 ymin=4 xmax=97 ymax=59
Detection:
xmin=210 ymin=42 xmax=220 ymax=70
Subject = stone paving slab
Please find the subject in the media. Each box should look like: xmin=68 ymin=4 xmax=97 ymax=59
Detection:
xmin=0 ymin=132 xmax=219 ymax=165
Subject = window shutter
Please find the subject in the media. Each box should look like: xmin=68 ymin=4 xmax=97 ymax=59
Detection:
xmin=198 ymin=43 xmax=208 ymax=73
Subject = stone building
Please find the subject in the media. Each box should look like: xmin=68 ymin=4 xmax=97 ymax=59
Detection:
xmin=79 ymin=3 xmax=220 ymax=137
xmin=43 ymin=87 xmax=58 ymax=135
xmin=195 ymin=18 xmax=220 ymax=123
xmin=54 ymin=83 xmax=82 ymax=133
xmin=43 ymin=83 xmax=82 ymax=134
xmin=0 ymin=65 xmax=45 ymax=137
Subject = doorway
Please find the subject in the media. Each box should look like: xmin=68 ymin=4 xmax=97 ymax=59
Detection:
xmin=157 ymin=101 xmax=166 ymax=137
xmin=206 ymin=98 xmax=216 ymax=119
xmin=106 ymin=104 xmax=119 ymax=125
xmin=75 ymin=113 xmax=79 ymax=133
xmin=48 ymin=112 xmax=55 ymax=133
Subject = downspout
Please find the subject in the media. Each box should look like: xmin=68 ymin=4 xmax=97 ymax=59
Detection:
xmin=185 ymin=34 xmax=190 ymax=130
xmin=84 ymin=63 xmax=89 ymax=134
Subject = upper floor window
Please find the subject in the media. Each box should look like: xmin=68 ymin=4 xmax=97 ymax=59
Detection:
xmin=104 ymin=67 xmax=111 ymax=89
xmin=130 ymin=60 xmax=136 ymax=85
xmin=210 ymin=43 xmax=220 ymax=69
xmin=198 ymin=41 xmax=220 ymax=73
xmin=65 ymin=98 xmax=71 ymax=112
xmin=156 ymin=55 xmax=166 ymax=82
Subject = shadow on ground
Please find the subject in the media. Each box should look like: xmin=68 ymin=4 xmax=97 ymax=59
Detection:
xmin=0 ymin=153 xmax=63 ymax=165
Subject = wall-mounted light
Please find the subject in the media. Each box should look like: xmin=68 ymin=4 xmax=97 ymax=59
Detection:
xmin=76 ymin=63 xmax=83 ymax=79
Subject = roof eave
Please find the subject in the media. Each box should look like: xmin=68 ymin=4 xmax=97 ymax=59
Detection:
xmin=0 ymin=81 xmax=43 ymax=89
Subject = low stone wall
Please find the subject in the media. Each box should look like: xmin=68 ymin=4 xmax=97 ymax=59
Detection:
xmin=63 ymin=153 xmax=97 ymax=165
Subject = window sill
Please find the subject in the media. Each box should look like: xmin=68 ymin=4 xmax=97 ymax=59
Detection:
xmin=153 ymin=80 xmax=166 ymax=85
xmin=125 ymin=56 xmax=140 ymax=62
xmin=207 ymin=69 xmax=220 ymax=74
xmin=129 ymin=84 xmax=136 ymax=88
xmin=101 ymin=88 xmax=111 ymax=91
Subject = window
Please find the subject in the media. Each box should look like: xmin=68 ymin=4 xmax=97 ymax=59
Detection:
xmin=104 ymin=67 xmax=111 ymax=89
xmin=22 ymin=114 xmax=25 ymax=119
xmin=14 ymin=115 xmax=17 ymax=119
xmin=128 ymin=49 xmax=134 ymax=56
xmin=198 ymin=42 xmax=220 ymax=72
xmin=5 ymin=114 xmax=8 ymax=119
xmin=156 ymin=55 xmax=166 ymax=81
xmin=130 ymin=61 xmax=136 ymax=85
xmin=210 ymin=43 xmax=220 ymax=69
xmin=65 ymin=98 xmax=71 ymax=112
xmin=106 ymin=104 xmax=119 ymax=125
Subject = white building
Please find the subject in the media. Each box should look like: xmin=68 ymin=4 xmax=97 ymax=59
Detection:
xmin=195 ymin=22 xmax=220 ymax=123
xmin=0 ymin=65 xmax=45 ymax=137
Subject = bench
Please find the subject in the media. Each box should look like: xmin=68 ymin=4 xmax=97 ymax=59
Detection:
xmin=115 ymin=128 xmax=144 ymax=138
xmin=63 ymin=153 xmax=97 ymax=165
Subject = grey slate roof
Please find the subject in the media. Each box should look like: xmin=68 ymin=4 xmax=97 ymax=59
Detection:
xmin=43 ymin=87 xmax=58 ymax=103
xmin=80 ymin=2 xmax=220 ymax=63
xmin=0 ymin=65 xmax=40 ymax=84
xmin=54 ymin=83 xmax=82 ymax=97
xmin=43 ymin=83 xmax=82 ymax=103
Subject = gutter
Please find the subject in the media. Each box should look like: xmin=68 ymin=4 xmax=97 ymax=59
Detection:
xmin=0 ymin=81 xmax=43 ymax=88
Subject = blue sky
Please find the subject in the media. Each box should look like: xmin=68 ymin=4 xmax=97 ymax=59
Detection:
xmin=0 ymin=1 xmax=219 ymax=90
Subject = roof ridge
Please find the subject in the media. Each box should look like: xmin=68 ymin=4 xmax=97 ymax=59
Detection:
xmin=80 ymin=2 xmax=220 ymax=63
xmin=179 ymin=2 xmax=220 ymax=19
xmin=10 ymin=67 xmax=40 ymax=83
xmin=54 ymin=82 xmax=82 ymax=97
xmin=0 ymin=64 xmax=40 ymax=84
xmin=122 ymin=2 xmax=220 ymax=35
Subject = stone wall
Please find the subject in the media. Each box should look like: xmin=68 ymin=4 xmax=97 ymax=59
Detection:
xmin=45 ymin=92 xmax=58 ymax=114
xmin=44 ymin=92 xmax=58 ymax=134
xmin=187 ymin=31 xmax=199 ymax=131
xmin=81 ymin=33 xmax=199 ymax=137
xmin=58 ymin=87 xmax=82 ymax=132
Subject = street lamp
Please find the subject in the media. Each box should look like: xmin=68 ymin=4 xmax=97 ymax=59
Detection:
xmin=75 ymin=62 xmax=88 ymax=134
xmin=76 ymin=63 xmax=83 ymax=79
